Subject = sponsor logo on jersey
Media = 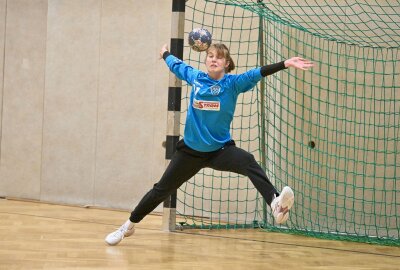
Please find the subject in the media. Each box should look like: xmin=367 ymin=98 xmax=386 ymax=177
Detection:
xmin=210 ymin=85 xmax=221 ymax=96
xmin=193 ymin=98 xmax=220 ymax=111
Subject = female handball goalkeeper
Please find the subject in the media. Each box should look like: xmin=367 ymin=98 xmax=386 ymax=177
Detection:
xmin=105 ymin=43 xmax=314 ymax=245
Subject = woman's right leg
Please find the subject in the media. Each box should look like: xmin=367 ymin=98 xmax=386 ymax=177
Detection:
xmin=106 ymin=140 xmax=206 ymax=245
xmin=129 ymin=141 xmax=206 ymax=223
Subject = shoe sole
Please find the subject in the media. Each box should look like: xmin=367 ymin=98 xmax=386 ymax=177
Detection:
xmin=272 ymin=186 xmax=294 ymax=224
xmin=124 ymin=228 xmax=135 ymax=237
xmin=276 ymin=212 xmax=289 ymax=224
xmin=280 ymin=186 xmax=294 ymax=210
xmin=276 ymin=186 xmax=294 ymax=223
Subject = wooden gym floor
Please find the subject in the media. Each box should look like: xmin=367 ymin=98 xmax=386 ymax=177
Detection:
xmin=0 ymin=198 xmax=399 ymax=270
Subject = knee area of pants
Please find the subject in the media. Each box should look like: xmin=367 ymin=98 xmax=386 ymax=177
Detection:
xmin=245 ymin=153 xmax=257 ymax=164
xmin=153 ymin=185 xmax=175 ymax=196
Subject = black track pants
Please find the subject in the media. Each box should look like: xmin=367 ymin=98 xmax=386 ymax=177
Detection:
xmin=129 ymin=140 xmax=278 ymax=223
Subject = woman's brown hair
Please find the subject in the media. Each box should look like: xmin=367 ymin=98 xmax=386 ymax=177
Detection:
xmin=206 ymin=43 xmax=235 ymax=73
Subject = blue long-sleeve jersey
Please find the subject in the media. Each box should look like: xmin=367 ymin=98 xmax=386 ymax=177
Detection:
xmin=165 ymin=53 xmax=284 ymax=152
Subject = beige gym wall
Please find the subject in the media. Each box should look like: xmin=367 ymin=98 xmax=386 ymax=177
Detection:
xmin=0 ymin=0 xmax=171 ymax=212
xmin=0 ymin=0 xmax=47 ymax=199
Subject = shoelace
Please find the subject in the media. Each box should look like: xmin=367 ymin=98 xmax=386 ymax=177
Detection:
xmin=112 ymin=228 xmax=125 ymax=239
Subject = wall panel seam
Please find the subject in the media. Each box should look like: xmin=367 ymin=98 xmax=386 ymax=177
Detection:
xmin=0 ymin=0 xmax=7 ymax=170
xmin=92 ymin=0 xmax=103 ymax=207
xmin=39 ymin=0 xmax=50 ymax=200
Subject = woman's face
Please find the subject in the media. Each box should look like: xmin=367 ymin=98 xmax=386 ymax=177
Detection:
xmin=205 ymin=48 xmax=229 ymax=80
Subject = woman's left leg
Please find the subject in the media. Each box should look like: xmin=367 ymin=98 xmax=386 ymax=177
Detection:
xmin=207 ymin=141 xmax=278 ymax=205
xmin=207 ymin=141 xmax=294 ymax=224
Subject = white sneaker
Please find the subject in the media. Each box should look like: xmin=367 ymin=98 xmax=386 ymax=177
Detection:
xmin=105 ymin=220 xmax=135 ymax=246
xmin=271 ymin=186 xmax=294 ymax=224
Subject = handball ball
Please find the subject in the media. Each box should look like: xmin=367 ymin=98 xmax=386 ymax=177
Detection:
xmin=188 ymin=28 xmax=212 ymax=52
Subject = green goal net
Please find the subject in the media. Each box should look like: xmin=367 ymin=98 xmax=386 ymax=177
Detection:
xmin=176 ymin=0 xmax=399 ymax=246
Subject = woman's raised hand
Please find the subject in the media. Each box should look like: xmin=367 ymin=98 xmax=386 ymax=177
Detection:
xmin=284 ymin=57 xmax=314 ymax=70
xmin=160 ymin=44 xmax=169 ymax=59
